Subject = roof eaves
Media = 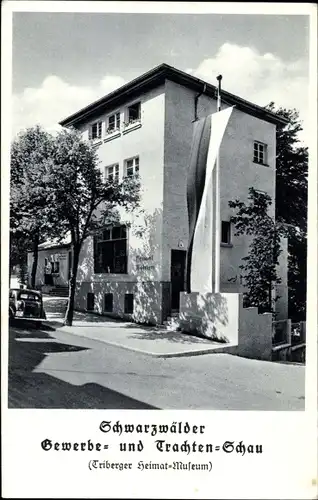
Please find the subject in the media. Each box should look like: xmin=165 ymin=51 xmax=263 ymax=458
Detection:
xmin=163 ymin=65 xmax=288 ymax=126
xmin=59 ymin=64 xmax=169 ymax=127
xmin=59 ymin=63 xmax=288 ymax=128
xmin=29 ymin=242 xmax=72 ymax=253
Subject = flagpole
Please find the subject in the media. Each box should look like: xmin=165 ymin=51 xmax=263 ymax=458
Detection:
xmin=214 ymin=74 xmax=222 ymax=293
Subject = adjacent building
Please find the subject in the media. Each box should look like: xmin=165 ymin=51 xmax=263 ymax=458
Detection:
xmin=28 ymin=64 xmax=288 ymax=324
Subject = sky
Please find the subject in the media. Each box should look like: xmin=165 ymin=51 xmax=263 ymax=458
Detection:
xmin=10 ymin=9 xmax=311 ymax=142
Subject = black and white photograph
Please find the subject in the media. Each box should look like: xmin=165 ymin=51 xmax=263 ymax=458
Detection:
xmin=2 ymin=2 xmax=317 ymax=498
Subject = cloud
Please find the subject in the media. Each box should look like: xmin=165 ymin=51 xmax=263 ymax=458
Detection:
xmin=12 ymin=44 xmax=309 ymax=144
xmin=186 ymin=43 xmax=309 ymax=143
xmin=12 ymin=74 xmax=126 ymax=137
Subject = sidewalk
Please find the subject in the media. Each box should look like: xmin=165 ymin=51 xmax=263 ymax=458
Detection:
xmin=44 ymin=310 xmax=232 ymax=358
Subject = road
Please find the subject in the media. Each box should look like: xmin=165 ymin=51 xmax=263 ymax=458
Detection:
xmin=8 ymin=319 xmax=305 ymax=410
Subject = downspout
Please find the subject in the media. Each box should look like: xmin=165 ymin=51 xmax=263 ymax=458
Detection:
xmin=193 ymin=83 xmax=207 ymax=122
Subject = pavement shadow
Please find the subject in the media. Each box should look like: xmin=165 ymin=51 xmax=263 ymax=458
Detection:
xmin=9 ymin=318 xmax=58 ymax=332
xmin=9 ymin=371 xmax=158 ymax=409
xmin=123 ymin=324 xmax=216 ymax=345
xmin=8 ymin=334 xmax=158 ymax=410
xmin=73 ymin=311 xmax=127 ymax=324
xmin=9 ymin=320 xmax=59 ymax=339
xmin=9 ymin=338 xmax=89 ymax=373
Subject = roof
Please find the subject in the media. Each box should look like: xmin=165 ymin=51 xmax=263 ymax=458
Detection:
xmin=37 ymin=242 xmax=71 ymax=252
xmin=59 ymin=63 xmax=288 ymax=128
xmin=27 ymin=237 xmax=71 ymax=253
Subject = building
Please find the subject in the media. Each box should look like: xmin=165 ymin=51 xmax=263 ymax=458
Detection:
xmin=27 ymin=239 xmax=72 ymax=294
xmin=29 ymin=63 xmax=288 ymax=325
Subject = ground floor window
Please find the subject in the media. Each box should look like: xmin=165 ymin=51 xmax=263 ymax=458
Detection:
xmin=94 ymin=225 xmax=127 ymax=274
xmin=52 ymin=261 xmax=60 ymax=274
xmin=87 ymin=292 xmax=95 ymax=311
xmin=124 ymin=293 xmax=134 ymax=314
xmin=104 ymin=293 xmax=113 ymax=312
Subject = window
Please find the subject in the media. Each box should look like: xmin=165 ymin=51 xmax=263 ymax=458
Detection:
xmin=87 ymin=293 xmax=95 ymax=311
xmin=125 ymin=156 xmax=139 ymax=177
xmin=124 ymin=293 xmax=134 ymax=314
xmin=253 ymin=141 xmax=267 ymax=165
xmin=221 ymin=221 xmax=231 ymax=245
xmin=107 ymin=112 xmax=120 ymax=134
xmin=44 ymin=258 xmax=52 ymax=274
xmin=89 ymin=121 xmax=102 ymax=140
xmin=104 ymin=293 xmax=113 ymax=313
xmin=52 ymin=262 xmax=60 ymax=274
xmin=105 ymin=164 xmax=119 ymax=182
xmin=127 ymin=102 xmax=141 ymax=125
xmin=94 ymin=225 xmax=127 ymax=274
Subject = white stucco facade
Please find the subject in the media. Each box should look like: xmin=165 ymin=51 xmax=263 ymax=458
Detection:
xmin=29 ymin=66 xmax=288 ymax=324
xmin=27 ymin=245 xmax=71 ymax=289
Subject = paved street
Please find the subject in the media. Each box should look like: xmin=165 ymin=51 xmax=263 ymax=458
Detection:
xmin=7 ymin=298 xmax=305 ymax=410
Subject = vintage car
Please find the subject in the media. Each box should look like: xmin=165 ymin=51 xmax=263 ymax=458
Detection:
xmin=9 ymin=288 xmax=46 ymax=324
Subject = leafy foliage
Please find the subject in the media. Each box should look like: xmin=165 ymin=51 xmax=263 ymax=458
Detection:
xmin=10 ymin=126 xmax=56 ymax=287
xmin=229 ymin=188 xmax=287 ymax=313
xmin=266 ymin=103 xmax=308 ymax=320
xmin=10 ymin=125 xmax=140 ymax=325
xmin=10 ymin=231 xmax=29 ymax=284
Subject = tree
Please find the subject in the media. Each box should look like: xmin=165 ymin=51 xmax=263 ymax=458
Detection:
xmin=46 ymin=128 xmax=140 ymax=326
xmin=10 ymin=126 xmax=55 ymax=288
xmin=9 ymin=230 xmax=31 ymax=285
xmin=229 ymin=188 xmax=287 ymax=313
xmin=265 ymin=103 xmax=308 ymax=320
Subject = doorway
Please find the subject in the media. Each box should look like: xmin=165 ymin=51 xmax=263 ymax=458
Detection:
xmin=170 ymin=249 xmax=186 ymax=311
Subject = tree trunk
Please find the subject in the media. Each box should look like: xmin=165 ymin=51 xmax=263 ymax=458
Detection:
xmin=64 ymin=244 xmax=80 ymax=326
xmin=31 ymin=232 xmax=40 ymax=288
xmin=268 ymin=281 xmax=272 ymax=313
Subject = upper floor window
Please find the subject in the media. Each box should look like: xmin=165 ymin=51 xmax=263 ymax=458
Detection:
xmin=125 ymin=156 xmax=139 ymax=177
xmin=107 ymin=112 xmax=120 ymax=134
xmin=89 ymin=121 xmax=102 ymax=140
xmin=94 ymin=225 xmax=127 ymax=274
xmin=221 ymin=221 xmax=231 ymax=245
xmin=127 ymin=102 xmax=141 ymax=125
xmin=105 ymin=163 xmax=119 ymax=182
xmin=253 ymin=141 xmax=267 ymax=165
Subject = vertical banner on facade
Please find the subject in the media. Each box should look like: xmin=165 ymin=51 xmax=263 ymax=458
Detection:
xmin=186 ymin=106 xmax=234 ymax=294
